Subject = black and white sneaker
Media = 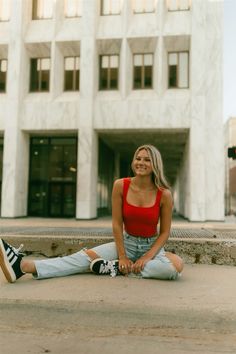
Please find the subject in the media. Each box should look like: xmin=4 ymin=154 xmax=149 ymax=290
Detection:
xmin=0 ymin=239 xmax=25 ymax=283
xmin=90 ymin=258 xmax=119 ymax=278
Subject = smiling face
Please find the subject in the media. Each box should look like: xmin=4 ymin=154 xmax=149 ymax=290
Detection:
xmin=132 ymin=148 xmax=153 ymax=176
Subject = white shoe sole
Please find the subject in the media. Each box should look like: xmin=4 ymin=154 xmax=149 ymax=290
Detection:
xmin=0 ymin=239 xmax=16 ymax=283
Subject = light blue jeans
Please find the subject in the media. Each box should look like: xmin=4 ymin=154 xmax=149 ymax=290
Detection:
xmin=34 ymin=233 xmax=179 ymax=280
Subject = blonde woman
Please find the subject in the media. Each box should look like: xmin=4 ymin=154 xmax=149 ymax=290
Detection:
xmin=0 ymin=145 xmax=183 ymax=283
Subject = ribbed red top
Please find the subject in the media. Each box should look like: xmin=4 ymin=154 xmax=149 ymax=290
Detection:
xmin=122 ymin=178 xmax=163 ymax=237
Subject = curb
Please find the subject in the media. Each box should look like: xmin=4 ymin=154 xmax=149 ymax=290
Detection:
xmin=3 ymin=234 xmax=236 ymax=266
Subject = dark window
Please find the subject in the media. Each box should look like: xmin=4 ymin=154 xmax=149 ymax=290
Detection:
xmin=168 ymin=52 xmax=189 ymax=88
xmin=133 ymin=0 xmax=156 ymax=13
xmin=134 ymin=65 xmax=142 ymax=89
xmin=169 ymin=65 xmax=177 ymax=87
xmin=133 ymin=54 xmax=153 ymax=89
xmin=167 ymin=0 xmax=191 ymax=11
xmin=64 ymin=57 xmax=80 ymax=91
xmin=32 ymin=0 xmax=53 ymax=20
xmin=99 ymin=55 xmax=119 ymax=90
xmin=0 ymin=0 xmax=10 ymax=21
xmin=64 ymin=0 xmax=82 ymax=17
xmin=30 ymin=58 xmax=50 ymax=92
xmin=0 ymin=59 xmax=7 ymax=92
xmin=101 ymin=0 xmax=121 ymax=15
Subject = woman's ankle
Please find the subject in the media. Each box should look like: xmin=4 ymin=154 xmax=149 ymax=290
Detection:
xmin=21 ymin=259 xmax=36 ymax=274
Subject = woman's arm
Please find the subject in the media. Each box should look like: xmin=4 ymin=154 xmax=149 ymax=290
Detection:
xmin=112 ymin=179 xmax=133 ymax=273
xmin=112 ymin=179 xmax=125 ymax=257
xmin=132 ymin=188 xmax=173 ymax=273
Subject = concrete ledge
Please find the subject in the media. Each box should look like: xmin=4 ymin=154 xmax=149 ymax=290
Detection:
xmin=3 ymin=235 xmax=236 ymax=266
xmin=166 ymin=238 xmax=236 ymax=266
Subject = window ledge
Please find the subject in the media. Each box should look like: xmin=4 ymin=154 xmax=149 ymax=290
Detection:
xmin=96 ymin=91 xmax=122 ymax=100
xmin=55 ymin=92 xmax=80 ymax=102
xmin=128 ymin=90 xmax=158 ymax=100
xmin=165 ymin=88 xmax=190 ymax=96
xmin=25 ymin=92 xmax=52 ymax=102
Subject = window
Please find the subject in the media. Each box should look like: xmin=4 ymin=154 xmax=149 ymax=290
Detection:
xmin=168 ymin=52 xmax=189 ymax=88
xmin=64 ymin=57 xmax=80 ymax=91
xmin=133 ymin=54 xmax=153 ymax=89
xmin=0 ymin=59 xmax=7 ymax=92
xmin=30 ymin=58 xmax=50 ymax=92
xmin=99 ymin=55 xmax=119 ymax=90
xmin=167 ymin=0 xmax=191 ymax=11
xmin=64 ymin=0 xmax=82 ymax=18
xmin=28 ymin=137 xmax=77 ymax=217
xmin=0 ymin=0 xmax=10 ymax=21
xmin=32 ymin=0 xmax=53 ymax=20
xmin=132 ymin=0 xmax=156 ymax=14
xmin=101 ymin=0 xmax=122 ymax=15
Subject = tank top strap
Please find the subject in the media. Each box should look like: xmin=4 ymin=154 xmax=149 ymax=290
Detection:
xmin=155 ymin=188 xmax=163 ymax=206
xmin=122 ymin=177 xmax=131 ymax=201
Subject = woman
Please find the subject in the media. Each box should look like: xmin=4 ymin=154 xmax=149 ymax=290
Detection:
xmin=0 ymin=144 xmax=183 ymax=283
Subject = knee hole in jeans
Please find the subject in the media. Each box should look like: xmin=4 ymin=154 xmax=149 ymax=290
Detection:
xmin=165 ymin=252 xmax=184 ymax=273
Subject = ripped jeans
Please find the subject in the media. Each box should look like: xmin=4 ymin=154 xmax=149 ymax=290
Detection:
xmin=34 ymin=232 xmax=179 ymax=280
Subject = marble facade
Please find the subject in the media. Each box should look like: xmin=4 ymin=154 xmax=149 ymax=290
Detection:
xmin=0 ymin=0 xmax=224 ymax=220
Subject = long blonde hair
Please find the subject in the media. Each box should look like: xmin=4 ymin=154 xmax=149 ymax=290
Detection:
xmin=131 ymin=144 xmax=170 ymax=190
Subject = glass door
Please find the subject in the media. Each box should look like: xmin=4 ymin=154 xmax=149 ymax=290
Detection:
xmin=28 ymin=137 xmax=77 ymax=217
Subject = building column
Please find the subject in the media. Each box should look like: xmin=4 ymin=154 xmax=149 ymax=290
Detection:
xmin=76 ymin=129 xmax=98 ymax=219
xmin=76 ymin=0 xmax=99 ymax=219
xmin=204 ymin=1 xmax=224 ymax=220
xmin=188 ymin=102 xmax=206 ymax=221
xmin=1 ymin=1 xmax=29 ymax=217
xmin=187 ymin=1 xmax=207 ymax=221
xmin=188 ymin=0 xmax=224 ymax=221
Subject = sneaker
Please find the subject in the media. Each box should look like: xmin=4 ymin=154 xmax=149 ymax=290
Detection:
xmin=0 ymin=239 xmax=25 ymax=283
xmin=90 ymin=258 xmax=119 ymax=278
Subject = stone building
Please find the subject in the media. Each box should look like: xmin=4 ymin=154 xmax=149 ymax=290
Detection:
xmin=0 ymin=0 xmax=224 ymax=221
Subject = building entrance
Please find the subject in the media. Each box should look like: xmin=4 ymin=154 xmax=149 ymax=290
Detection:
xmin=28 ymin=137 xmax=77 ymax=217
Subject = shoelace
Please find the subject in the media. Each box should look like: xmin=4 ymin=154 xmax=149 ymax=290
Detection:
xmin=13 ymin=244 xmax=24 ymax=255
xmin=99 ymin=261 xmax=117 ymax=278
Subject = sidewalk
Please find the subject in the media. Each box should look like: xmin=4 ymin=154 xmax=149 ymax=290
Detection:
xmin=0 ymin=263 xmax=236 ymax=354
xmin=0 ymin=215 xmax=236 ymax=265
xmin=0 ymin=216 xmax=236 ymax=353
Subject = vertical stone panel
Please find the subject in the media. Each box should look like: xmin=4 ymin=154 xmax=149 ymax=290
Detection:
xmin=1 ymin=1 xmax=29 ymax=217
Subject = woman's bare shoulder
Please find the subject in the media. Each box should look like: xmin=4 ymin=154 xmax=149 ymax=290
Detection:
xmin=160 ymin=188 xmax=173 ymax=205
xmin=113 ymin=178 xmax=125 ymax=192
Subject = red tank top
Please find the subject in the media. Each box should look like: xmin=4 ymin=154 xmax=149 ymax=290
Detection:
xmin=122 ymin=178 xmax=163 ymax=237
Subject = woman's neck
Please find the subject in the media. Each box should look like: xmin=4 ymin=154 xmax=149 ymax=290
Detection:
xmin=132 ymin=176 xmax=155 ymax=191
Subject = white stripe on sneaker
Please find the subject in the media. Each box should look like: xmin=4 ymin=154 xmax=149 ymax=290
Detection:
xmin=6 ymin=247 xmax=11 ymax=256
xmin=9 ymin=254 xmax=18 ymax=266
xmin=8 ymin=251 xmax=16 ymax=263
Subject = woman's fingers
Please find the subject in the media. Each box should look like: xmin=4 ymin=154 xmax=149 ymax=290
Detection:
xmin=119 ymin=260 xmax=133 ymax=274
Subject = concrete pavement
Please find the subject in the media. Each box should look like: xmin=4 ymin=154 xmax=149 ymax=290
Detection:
xmin=0 ymin=262 xmax=236 ymax=353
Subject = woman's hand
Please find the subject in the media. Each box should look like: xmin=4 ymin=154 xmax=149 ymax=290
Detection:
xmin=119 ymin=256 xmax=133 ymax=275
xmin=132 ymin=254 xmax=152 ymax=274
